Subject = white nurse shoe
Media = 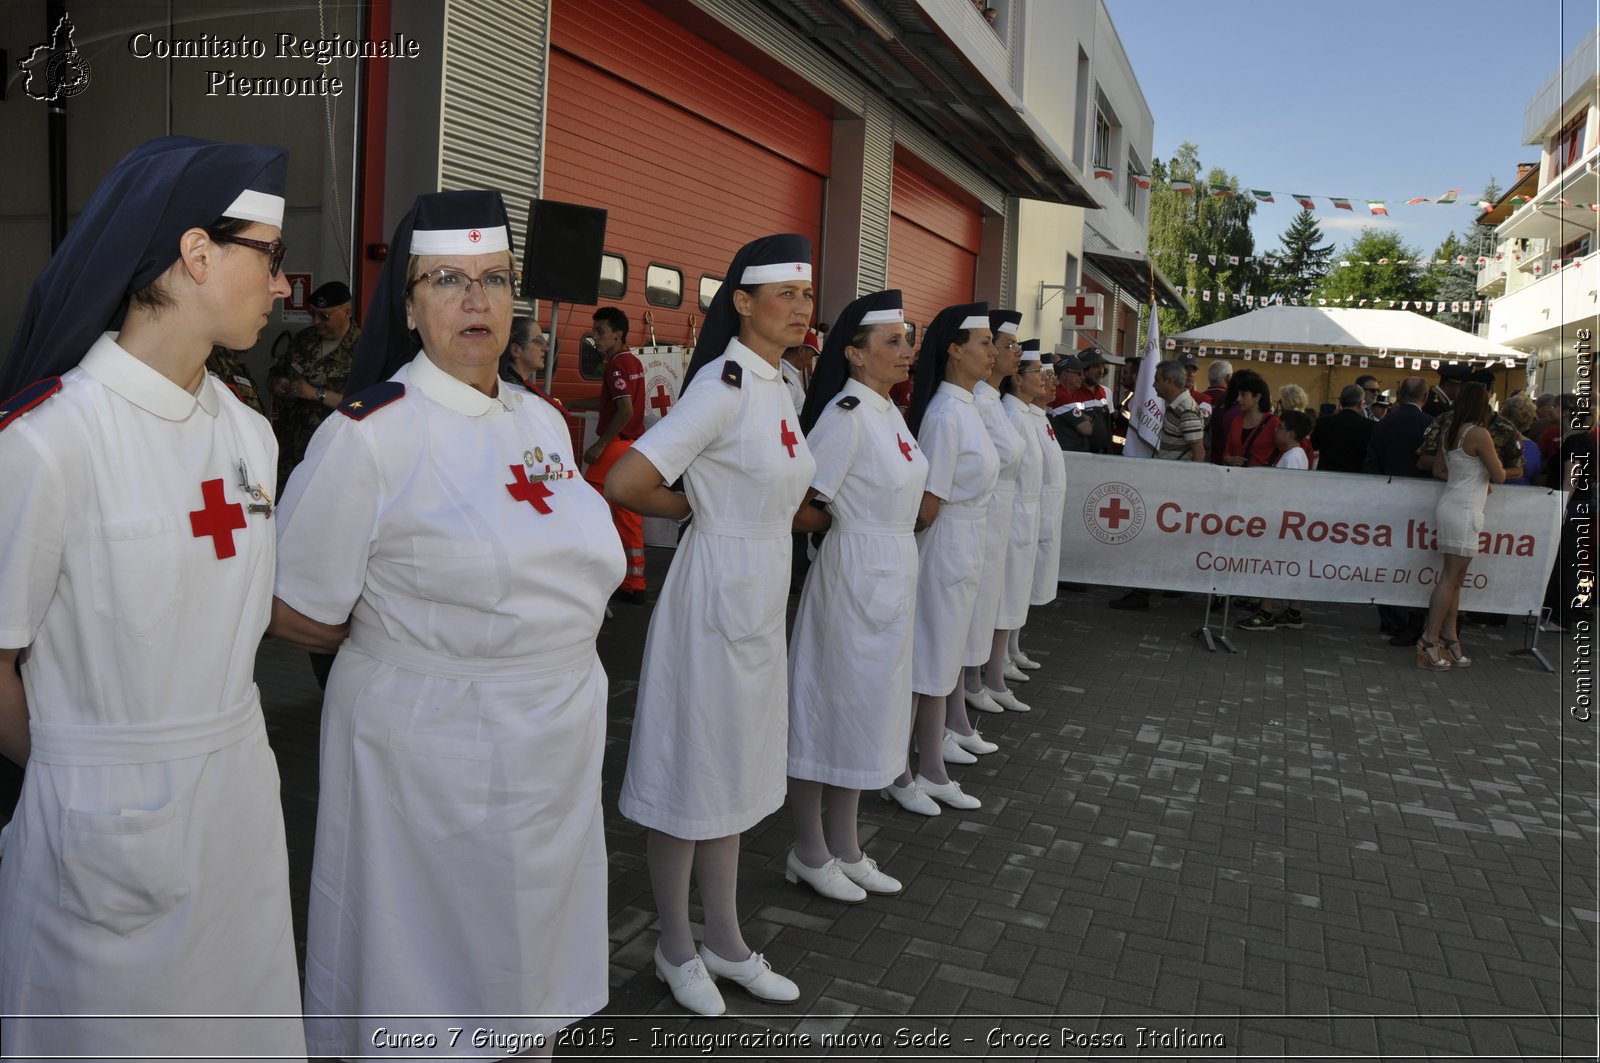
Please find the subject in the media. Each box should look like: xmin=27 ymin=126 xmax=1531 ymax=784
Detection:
xmin=880 ymin=781 xmax=941 ymax=816
xmin=914 ymin=773 xmax=982 ymax=810
xmin=1012 ymin=650 xmax=1043 ymax=670
xmin=948 ymin=728 xmax=999 ymax=755
xmin=654 ymin=945 xmax=726 ymax=1017
xmin=698 ymin=946 xmax=800 ymax=1003
xmin=837 ymin=853 xmax=903 ymax=896
xmin=988 ymin=687 xmax=1031 ymax=713
xmin=1003 ymin=661 xmax=1030 ymax=683
xmin=964 ymin=687 xmax=1004 ymax=714
xmin=784 ymin=850 xmax=867 ymax=903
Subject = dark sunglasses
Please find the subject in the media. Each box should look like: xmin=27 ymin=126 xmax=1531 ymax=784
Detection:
xmin=212 ymin=233 xmax=287 ymax=277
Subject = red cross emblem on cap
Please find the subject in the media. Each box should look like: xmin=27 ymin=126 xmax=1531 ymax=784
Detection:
xmin=795 ymin=264 xmax=803 ymax=274
xmin=468 ymin=229 xmax=482 ymax=243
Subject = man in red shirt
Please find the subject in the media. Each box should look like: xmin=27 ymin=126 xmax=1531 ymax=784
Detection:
xmin=1049 ymin=345 xmax=1116 ymax=453
xmin=583 ymin=306 xmax=648 ymax=601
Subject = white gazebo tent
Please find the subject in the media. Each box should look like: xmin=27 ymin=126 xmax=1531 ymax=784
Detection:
xmin=1172 ymin=306 xmax=1533 ymax=409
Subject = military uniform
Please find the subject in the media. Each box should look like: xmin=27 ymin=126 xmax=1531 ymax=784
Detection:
xmin=206 ymin=347 xmax=265 ymax=414
xmin=271 ymin=321 xmax=359 ymax=484
xmin=1419 ymin=410 xmax=1523 ymax=471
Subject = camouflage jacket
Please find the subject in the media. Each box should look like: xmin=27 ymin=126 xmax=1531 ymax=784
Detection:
xmin=206 ymin=348 xmax=265 ymax=415
xmin=272 ymin=322 xmax=359 ymax=477
xmin=1418 ymin=410 xmax=1524 ymax=471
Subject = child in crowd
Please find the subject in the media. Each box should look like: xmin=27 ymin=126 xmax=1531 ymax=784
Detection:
xmin=1237 ymin=410 xmax=1314 ymax=630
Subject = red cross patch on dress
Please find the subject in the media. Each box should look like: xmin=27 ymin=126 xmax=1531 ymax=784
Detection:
xmin=506 ymin=465 xmax=554 ymax=514
xmin=190 ymin=478 xmax=247 ymax=559
xmin=779 ymin=419 xmax=799 ymax=458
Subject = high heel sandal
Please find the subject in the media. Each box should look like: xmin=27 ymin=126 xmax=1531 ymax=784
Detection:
xmin=1415 ymin=639 xmax=1451 ymax=671
xmin=1442 ymin=639 xmax=1472 ymax=668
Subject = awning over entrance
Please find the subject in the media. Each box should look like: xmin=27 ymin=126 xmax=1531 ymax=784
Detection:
xmin=1083 ymin=248 xmax=1188 ymax=312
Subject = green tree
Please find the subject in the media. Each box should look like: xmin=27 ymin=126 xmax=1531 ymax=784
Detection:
xmin=1266 ymin=209 xmax=1333 ymax=302
xmin=1427 ymin=179 xmax=1502 ymax=333
xmin=1148 ymin=142 xmax=1259 ymax=334
xmin=1309 ymin=229 xmax=1429 ymax=308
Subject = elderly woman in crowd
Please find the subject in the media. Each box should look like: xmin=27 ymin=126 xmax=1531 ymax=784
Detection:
xmin=1499 ymin=394 xmax=1542 ymax=486
xmin=785 ymin=289 xmax=927 ymax=903
xmin=0 ymin=137 xmax=304 ymax=1060
xmin=1276 ymin=383 xmax=1315 ymax=465
xmin=272 ymin=190 xmax=624 ymax=1056
xmin=500 ymin=314 xmax=552 ymax=390
xmin=606 ymin=234 xmax=820 ymax=1017
xmin=960 ymin=309 xmax=1031 ymax=719
xmin=883 ymin=302 xmax=999 ymax=815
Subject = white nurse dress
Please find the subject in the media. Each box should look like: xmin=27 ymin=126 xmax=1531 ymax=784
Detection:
xmin=0 ymin=335 xmax=305 ymax=1061
xmin=996 ymin=393 xmax=1044 ymax=629
xmin=1031 ymin=406 xmax=1069 ymax=605
xmin=787 ymin=379 xmax=928 ymax=789
xmin=963 ymin=381 xmax=1026 ymax=663
xmin=275 ymin=352 xmax=625 ymax=1057
xmin=619 ymin=339 xmax=816 ymax=839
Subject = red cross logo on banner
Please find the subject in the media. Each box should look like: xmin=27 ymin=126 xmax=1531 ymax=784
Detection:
xmin=897 ymin=433 xmax=914 ymax=462
xmin=468 ymin=229 xmax=482 ymax=243
xmin=1098 ymin=497 xmax=1131 ymax=529
xmin=505 ymin=465 xmax=554 ymax=514
xmin=649 ymin=384 xmax=673 ymax=416
xmin=189 ymin=478 xmax=247 ymax=559
xmin=779 ymin=419 xmax=799 ymax=458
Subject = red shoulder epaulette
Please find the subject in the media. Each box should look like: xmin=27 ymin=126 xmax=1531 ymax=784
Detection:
xmin=338 ymin=381 xmax=406 ymax=420
xmin=525 ymin=381 xmax=564 ymax=410
xmin=0 ymin=377 xmax=63 ymax=433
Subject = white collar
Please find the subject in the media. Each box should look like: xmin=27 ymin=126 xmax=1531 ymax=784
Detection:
xmin=842 ymin=376 xmax=890 ymax=412
xmin=727 ymin=337 xmax=781 ymax=381
xmin=80 ymin=333 xmax=220 ymax=421
xmin=935 ymin=380 xmax=974 ymax=404
xmin=409 ymin=351 xmax=516 ymax=416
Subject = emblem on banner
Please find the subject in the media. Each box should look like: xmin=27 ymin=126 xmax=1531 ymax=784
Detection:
xmin=1083 ymin=482 xmax=1146 ymax=545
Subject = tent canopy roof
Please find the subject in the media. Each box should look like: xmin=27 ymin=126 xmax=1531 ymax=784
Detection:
xmin=1173 ymin=305 xmax=1529 ymax=360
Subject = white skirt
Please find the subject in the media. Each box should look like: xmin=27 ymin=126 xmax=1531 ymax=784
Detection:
xmin=964 ymin=479 xmax=1016 ymax=663
xmin=911 ymin=503 xmax=988 ymax=696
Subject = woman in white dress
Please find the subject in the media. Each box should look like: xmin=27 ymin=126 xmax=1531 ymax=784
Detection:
xmin=960 ymin=309 xmax=1031 ymax=720
xmin=0 ymin=137 xmax=305 ymax=1060
xmin=992 ymin=343 xmax=1046 ymax=685
xmin=606 ymin=234 xmax=822 ymax=1017
xmin=271 ymin=191 xmax=625 ymax=1057
xmin=1419 ymin=381 xmax=1506 ymax=670
xmin=786 ymin=290 xmax=927 ymax=903
xmin=1011 ymin=346 xmax=1068 ymax=671
xmin=882 ymin=303 xmax=999 ymax=815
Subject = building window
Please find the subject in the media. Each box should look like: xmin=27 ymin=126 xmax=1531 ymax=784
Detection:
xmin=1551 ymin=110 xmax=1587 ymax=177
xmin=1125 ymin=159 xmax=1141 ymax=215
xmin=1561 ymin=233 xmax=1592 ymax=260
xmin=646 ymin=264 xmax=683 ymax=308
xmin=1092 ymin=108 xmax=1111 ymax=172
xmin=698 ymin=274 xmax=722 ymax=312
xmin=597 ymin=253 xmax=627 ymax=299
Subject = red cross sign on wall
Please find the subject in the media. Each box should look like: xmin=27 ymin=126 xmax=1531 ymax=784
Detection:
xmin=1061 ymin=291 xmax=1103 ymax=331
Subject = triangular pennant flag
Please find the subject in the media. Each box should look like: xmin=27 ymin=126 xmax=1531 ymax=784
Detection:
xmin=1435 ymin=189 xmax=1460 ymax=204
xmin=1379 ymin=257 xmax=1389 ymax=265
xmin=1228 ymin=255 xmax=1240 ymax=265
xmin=1367 ymin=200 xmax=1389 ymax=216
xmin=1207 ymin=255 xmax=1217 ymax=266
xmin=1293 ymin=193 xmax=1315 ymax=209
xmin=1406 ymin=197 xmax=1430 ymax=205
xmin=1332 ymin=198 xmax=1354 ymax=211
xmin=1251 ymin=190 xmax=1275 ymax=202
xmin=1475 ymin=199 xmax=1493 ymax=210
xmin=1188 ymin=253 xmax=1198 ymax=262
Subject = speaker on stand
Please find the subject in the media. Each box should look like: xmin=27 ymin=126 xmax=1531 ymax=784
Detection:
xmin=520 ymin=199 xmax=608 ymax=395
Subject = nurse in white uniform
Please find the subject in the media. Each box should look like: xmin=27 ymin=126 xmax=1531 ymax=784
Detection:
xmin=0 ymin=137 xmax=305 ymax=1061
xmin=271 ymin=191 xmax=625 ymax=1057
xmin=606 ymin=234 xmax=821 ymax=1017
xmin=993 ymin=342 xmax=1046 ymax=679
xmin=882 ymin=303 xmax=999 ymax=816
xmin=1012 ymin=347 xmax=1068 ymax=671
xmin=960 ymin=309 xmax=1031 ymax=720
xmin=786 ymin=290 xmax=927 ymax=903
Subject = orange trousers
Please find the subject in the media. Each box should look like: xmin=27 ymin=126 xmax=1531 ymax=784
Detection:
xmin=584 ymin=437 xmax=646 ymax=591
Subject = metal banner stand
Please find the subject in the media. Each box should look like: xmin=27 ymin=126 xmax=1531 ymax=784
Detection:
xmin=1510 ymin=610 xmax=1554 ymax=672
xmin=1193 ymin=591 xmax=1238 ymax=653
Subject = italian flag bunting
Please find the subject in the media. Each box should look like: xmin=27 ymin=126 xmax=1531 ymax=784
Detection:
xmin=1210 ymin=184 xmax=1235 ymax=197
xmin=1251 ymin=190 xmax=1274 ymax=202
xmin=1171 ymin=180 xmax=1193 ymax=195
xmin=1367 ymin=200 xmax=1388 ymax=215
xmin=1435 ymin=189 xmax=1460 ymax=204
xmin=1405 ymin=196 xmax=1430 ymax=205
xmin=1132 ymin=172 xmax=1152 ymax=189
xmin=1093 ymin=167 xmax=1115 ymax=181
xmin=1292 ymin=193 xmax=1315 ymax=209
xmin=1332 ymin=198 xmax=1354 ymax=211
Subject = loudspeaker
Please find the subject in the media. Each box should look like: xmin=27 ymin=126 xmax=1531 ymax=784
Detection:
xmin=521 ymin=199 xmax=608 ymax=304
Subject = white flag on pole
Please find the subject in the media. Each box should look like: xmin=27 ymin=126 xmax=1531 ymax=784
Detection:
xmin=1123 ymin=306 xmax=1163 ymax=458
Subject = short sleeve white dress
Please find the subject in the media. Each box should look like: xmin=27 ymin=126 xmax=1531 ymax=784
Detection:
xmin=996 ymin=392 xmax=1044 ymax=630
xmin=964 ymin=381 xmax=1026 ymax=662
xmin=1030 ymin=406 xmax=1069 ymax=605
xmin=620 ymin=340 xmax=816 ymax=839
xmin=788 ymin=379 xmax=929 ymax=788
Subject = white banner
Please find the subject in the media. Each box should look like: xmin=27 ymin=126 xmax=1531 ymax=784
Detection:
xmin=1060 ymin=454 xmax=1562 ymax=613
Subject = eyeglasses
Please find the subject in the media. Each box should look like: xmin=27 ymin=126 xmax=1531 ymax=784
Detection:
xmin=515 ymin=336 xmax=549 ymax=348
xmin=407 ymin=267 xmax=521 ymax=298
xmin=213 ymin=233 xmax=287 ymax=277
xmin=998 ymin=341 xmax=1023 ymax=352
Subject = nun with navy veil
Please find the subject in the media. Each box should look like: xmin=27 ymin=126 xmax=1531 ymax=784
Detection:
xmin=270 ymin=190 xmax=625 ymax=1055
xmin=606 ymin=233 xmax=822 ymax=1017
xmin=0 ymin=137 xmax=305 ymax=1059
xmin=784 ymin=289 xmax=927 ymax=904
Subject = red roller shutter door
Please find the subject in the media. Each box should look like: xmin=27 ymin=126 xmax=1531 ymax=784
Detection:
xmin=543 ymin=0 xmax=829 ymax=394
xmin=888 ymin=157 xmax=983 ymax=332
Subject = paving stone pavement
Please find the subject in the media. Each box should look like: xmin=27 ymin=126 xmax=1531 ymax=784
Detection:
xmin=255 ymin=547 xmax=1596 ymax=1059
